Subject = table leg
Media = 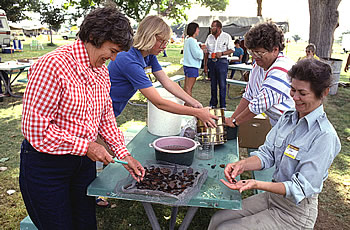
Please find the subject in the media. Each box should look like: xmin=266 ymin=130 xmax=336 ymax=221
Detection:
xmin=178 ymin=207 xmax=198 ymax=230
xmin=142 ymin=202 xmax=161 ymax=230
xmin=169 ymin=206 xmax=178 ymax=230
xmin=1 ymin=70 xmax=24 ymax=98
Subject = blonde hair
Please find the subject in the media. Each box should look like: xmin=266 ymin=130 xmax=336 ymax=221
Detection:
xmin=133 ymin=15 xmax=172 ymax=51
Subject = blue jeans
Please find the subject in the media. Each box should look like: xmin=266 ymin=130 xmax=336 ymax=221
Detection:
xmin=19 ymin=139 xmax=97 ymax=230
xmin=229 ymin=61 xmax=241 ymax=79
xmin=208 ymin=58 xmax=229 ymax=108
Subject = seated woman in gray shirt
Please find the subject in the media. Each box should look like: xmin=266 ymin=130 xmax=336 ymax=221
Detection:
xmin=208 ymin=58 xmax=341 ymax=230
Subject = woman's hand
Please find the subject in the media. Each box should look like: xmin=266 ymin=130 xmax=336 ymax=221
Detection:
xmin=191 ymin=100 xmax=203 ymax=108
xmin=225 ymin=117 xmax=235 ymax=127
xmin=122 ymin=155 xmax=145 ymax=182
xmin=224 ymin=161 xmax=245 ymax=183
xmin=221 ymin=179 xmax=258 ymax=193
xmin=87 ymin=142 xmax=114 ymax=165
xmin=196 ymin=107 xmax=218 ymax=128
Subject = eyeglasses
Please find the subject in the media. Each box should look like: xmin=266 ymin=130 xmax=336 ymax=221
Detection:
xmin=247 ymin=49 xmax=269 ymax=59
xmin=156 ymin=36 xmax=169 ymax=48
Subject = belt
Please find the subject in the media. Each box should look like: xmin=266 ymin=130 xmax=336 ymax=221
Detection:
xmin=209 ymin=58 xmax=227 ymax=62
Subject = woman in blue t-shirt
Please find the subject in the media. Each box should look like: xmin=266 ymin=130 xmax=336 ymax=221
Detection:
xmin=229 ymin=39 xmax=244 ymax=79
xmin=108 ymin=15 xmax=216 ymax=127
xmin=182 ymin=22 xmax=207 ymax=105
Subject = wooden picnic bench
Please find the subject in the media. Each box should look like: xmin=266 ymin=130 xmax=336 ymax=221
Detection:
xmin=152 ymin=74 xmax=185 ymax=88
xmin=226 ymin=79 xmax=247 ymax=99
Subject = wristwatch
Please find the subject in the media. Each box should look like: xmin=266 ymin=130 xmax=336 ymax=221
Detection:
xmin=232 ymin=118 xmax=239 ymax=127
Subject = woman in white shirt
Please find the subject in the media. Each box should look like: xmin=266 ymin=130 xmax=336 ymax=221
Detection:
xmin=183 ymin=22 xmax=207 ymax=105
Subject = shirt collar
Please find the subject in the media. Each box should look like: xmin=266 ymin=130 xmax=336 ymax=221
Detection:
xmin=289 ymin=104 xmax=325 ymax=130
xmin=71 ymin=39 xmax=108 ymax=83
xmin=72 ymin=39 xmax=91 ymax=70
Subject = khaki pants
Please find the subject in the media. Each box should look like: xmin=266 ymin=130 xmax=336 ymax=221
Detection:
xmin=208 ymin=192 xmax=318 ymax=230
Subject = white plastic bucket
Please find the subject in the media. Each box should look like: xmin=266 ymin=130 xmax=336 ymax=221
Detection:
xmin=322 ymin=58 xmax=343 ymax=95
xmin=147 ymin=88 xmax=184 ymax=136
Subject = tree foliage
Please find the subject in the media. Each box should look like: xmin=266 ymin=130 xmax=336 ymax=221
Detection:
xmin=64 ymin=0 xmax=229 ymax=23
xmin=37 ymin=2 xmax=66 ymax=45
xmin=0 ymin=0 xmax=40 ymax=22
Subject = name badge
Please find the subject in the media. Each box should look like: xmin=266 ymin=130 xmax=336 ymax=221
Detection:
xmin=284 ymin=144 xmax=299 ymax=159
xmin=144 ymin=66 xmax=152 ymax=76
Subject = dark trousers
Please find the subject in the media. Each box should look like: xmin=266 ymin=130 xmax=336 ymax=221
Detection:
xmin=208 ymin=58 xmax=228 ymax=108
xmin=229 ymin=61 xmax=241 ymax=79
xmin=19 ymin=139 xmax=97 ymax=230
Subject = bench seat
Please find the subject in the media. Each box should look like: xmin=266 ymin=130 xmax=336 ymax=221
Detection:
xmin=153 ymin=75 xmax=185 ymax=88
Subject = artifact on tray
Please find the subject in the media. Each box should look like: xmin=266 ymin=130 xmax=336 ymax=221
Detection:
xmin=118 ymin=162 xmax=208 ymax=202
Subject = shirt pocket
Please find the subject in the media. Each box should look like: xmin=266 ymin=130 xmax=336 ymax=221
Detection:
xmin=274 ymin=135 xmax=285 ymax=152
xmin=60 ymin=81 xmax=87 ymax=119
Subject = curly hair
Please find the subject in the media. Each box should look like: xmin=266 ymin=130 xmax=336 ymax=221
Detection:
xmin=133 ymin=15 xmax=171 ymax=51
xmin=288 ymin=59 xmax=332 ymax=99
xmin=78 ymin=7 xmax=133 ymax=51
xmin=244 ymin=21 xmax=285 ymax=52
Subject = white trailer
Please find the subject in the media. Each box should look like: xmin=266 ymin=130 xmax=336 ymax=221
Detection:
xmin=0 ymin=9 xmax=11 ymax=47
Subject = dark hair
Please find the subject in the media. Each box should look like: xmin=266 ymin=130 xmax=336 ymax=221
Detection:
xmin=212 ymin=20 xmax=222 ymax=29
xmin=186 ymin=22 xmax=199 ymax=37
xmin=78 ymin=7 xmax=133 ymax=51
xmin=234 ymin=39 xmax=240 ymax=45
xmin=244 ymin=21 xmax=285 ymax=52
xmin=288 ymin=59 xmax=332 ymax=99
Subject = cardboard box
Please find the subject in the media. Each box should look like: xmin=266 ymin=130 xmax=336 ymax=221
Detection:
xmin=238 ymin=114 xmax=272 ymax=148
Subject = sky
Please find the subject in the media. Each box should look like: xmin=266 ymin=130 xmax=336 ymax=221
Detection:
xmin=187 ymin=0 xmax=350 ymax=40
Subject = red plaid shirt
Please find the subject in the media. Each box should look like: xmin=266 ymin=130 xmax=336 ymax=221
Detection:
xmin=21 ymin=40 xmax=130 ymax=159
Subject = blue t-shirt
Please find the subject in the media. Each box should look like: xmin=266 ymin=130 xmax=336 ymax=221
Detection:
xmin=108 ymin=47 xmax=162 ymax=117
xmin=233 ymin=47 xmax=244 ymax=61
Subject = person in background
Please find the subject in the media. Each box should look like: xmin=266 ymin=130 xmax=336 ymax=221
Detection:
xmin=298 ymin=43 xmax=320 ymax=61
xmin=19 ymin=7 xmax=145 ymax=229
xmin=229 ymin=39 xmax=244 ymax=79
xmin=209 ymin=58 xmax=341 ymax=230
xmin=203 ymin=20 xmax=234 ymax=109
xmin=182 ymin=22 xmax=207 ymax=105
xmin=108 ymin=15 xmax=217 ymax=127
xmin=240 ymin=39 xmax=249 ymax=64
xmin=344 ymin=53 xmax=350 ymax=72
xmin=226 ymin=22 xmax=295 ymax=128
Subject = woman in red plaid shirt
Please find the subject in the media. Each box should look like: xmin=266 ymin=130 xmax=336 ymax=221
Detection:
xmin=19 ymin=7 xmax=145 ymax=229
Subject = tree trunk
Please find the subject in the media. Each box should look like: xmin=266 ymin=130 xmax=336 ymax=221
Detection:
xmin=50 ymin=27 xmax=53 ymax=44
xmin=309 ymin=0 xmax=341 ymax=58
xmin=257 ymin=0 xmax=262 ymax=16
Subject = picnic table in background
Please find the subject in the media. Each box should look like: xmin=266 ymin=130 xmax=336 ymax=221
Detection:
xmin=0 ymin=61 xmax=32 ymax=98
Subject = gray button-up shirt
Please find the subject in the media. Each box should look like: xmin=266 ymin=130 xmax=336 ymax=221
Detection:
xmin=251 ymin=105 xmax=341 ymax=204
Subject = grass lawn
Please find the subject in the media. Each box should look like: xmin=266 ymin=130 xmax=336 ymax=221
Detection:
xmin=0 ymin=38 xmax=349 ymax=229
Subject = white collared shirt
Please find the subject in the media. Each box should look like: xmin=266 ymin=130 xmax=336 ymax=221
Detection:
xmin=205 ymin=31 xmax=234 ymax=58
